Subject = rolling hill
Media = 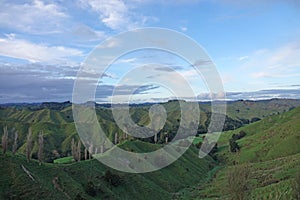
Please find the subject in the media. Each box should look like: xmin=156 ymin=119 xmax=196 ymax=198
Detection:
xmin=1 ymin=99 xmax=299 ymax=163
xmin=0 ymin=141 xmax=215 ymax=200
xmin=1 ymin=99 xmax=300 ymax=199
xmin=188 ymin=106 xmax=300 ymax=199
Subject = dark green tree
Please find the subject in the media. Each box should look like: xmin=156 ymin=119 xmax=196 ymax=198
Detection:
xmin=229 ymin=139 xmax=240 ymax=152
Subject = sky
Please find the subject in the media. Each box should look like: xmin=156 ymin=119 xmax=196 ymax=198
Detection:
xmin=0 ymin=0 xmax=300 ymax=103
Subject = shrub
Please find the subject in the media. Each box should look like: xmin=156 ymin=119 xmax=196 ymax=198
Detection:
xmin=229 ymin=131 xmax=245 ymax=153
xmin=104 ymin=170 xmax=121 ymax=187
xmin=238 ymin=131 xmax=246 ymax=138
xmin=75 ymin=193 xmax=86 ymax=200
xmin=232 ymin=131 xmax=246 ymax=141
xmin=195 ymin=142 xmax=202 ymax=149
xmin=85 ymin=181 xmax=96 ymax=197
xmin=226 ymin=164 xmax=251 ymax=200
xmin=229 ymin=139 xmax=240 ymax=153
xmin=250 ymin=117 xmax=261 ymax=123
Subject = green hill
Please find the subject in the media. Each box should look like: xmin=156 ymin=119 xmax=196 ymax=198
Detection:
xmin=0 ymin=140 xmax=215 ymax=200
xmin=202 ymin=98 xmax=300 ymax=121
xmin=1 ymin=99 xmax=299 ymax=163
xmin=1 ymin=99 xmax=300 ymax=199
xmin=217 ymin=106 xmax=300 ymax=163
xmin=190 ymin=106 xmax=300 ymax=199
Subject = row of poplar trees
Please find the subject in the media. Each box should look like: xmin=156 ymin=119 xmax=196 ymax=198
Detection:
xmin=1 ymin=125 xmax=95 ymax=164
xmin=1 ymin=126 xmax=44 ymax=164
xmin=71 ymin=139 xmax=96 ymax=162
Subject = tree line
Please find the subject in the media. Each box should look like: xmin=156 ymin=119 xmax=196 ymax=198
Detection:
xmin=1 ymin=126 xmax=95 ymax=164
xmin=1 ymin=126 xmax=44 ymax=164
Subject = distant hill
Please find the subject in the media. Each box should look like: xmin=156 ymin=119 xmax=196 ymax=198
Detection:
xmin=225 ymin=98 xmax=300 ymax=120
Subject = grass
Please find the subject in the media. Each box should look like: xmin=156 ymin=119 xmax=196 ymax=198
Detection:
xmin=1 ymin=100 xmax=300 ymax=199
xmin=1 ymin=98 xmax=299 ymax=160
xmin=53 ymin=156 xmax=73 ymax=164
xmin=188 ymin=106 xmax=300 ymax=199
xmin=0 ymin=140 xmax=216 ymax=200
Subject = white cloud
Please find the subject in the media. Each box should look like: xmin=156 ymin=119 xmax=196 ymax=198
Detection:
xmin=0 ymin=34 xmax=83 ymax=64
xmin=98 ymin=38 xmax=120 ymax=48
xmin=180 ymin=26 xmax=188 ymax=32
xmin=79 ymin=0 xmax=151 ymax=30
xmin=179 ymin=69 xmax=199 ymax=80
xmin=0 ymin=0 xmax=68 ymax=34
xmin=222 ymin=39 xmax=300 ymax=91
xmin=72 ymin=24 xmax=107 ymax=41
xmin=238 ymin=56 xmax=249 ymax=61
xmin=252 ymin=72 xmax=300 ymax=78
xmin=239 ymin=40 xmax=300 ymax=79
xmin=116 ymin=58 xmax=137 ymax=64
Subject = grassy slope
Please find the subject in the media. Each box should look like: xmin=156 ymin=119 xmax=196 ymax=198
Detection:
xmin=1 ymin=99 xmax=300 ymax=199
xmin=192 ymin=106 xmax=300 ymax=199
xmin=0 ymin=140 xmax=215 ymax=200
xmin=0 ymin=101 xmax=212 ymax=158
xmin=1 ymin=99 xmax=299 ymax=159
xmin=217 ymin=106 xmax=300 ymax=164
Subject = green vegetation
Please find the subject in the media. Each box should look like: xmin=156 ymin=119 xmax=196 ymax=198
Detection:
xmin=293 ymin=171 xmax=300 ymax=199
xmin=228 ymin=131 xmax=246 ymax=153
xmin=226 ymin=163 xmax=251 ymax=200
xmin=1 ymin=99 xmax=299 ymax=163
xmin=229 ymin=138 xmax=240 ymax=152
xmin=53 ymin=156 xmax=73 ymax=164
xmin=0 ymin=141 xmax=215 ymax=200
xmin=1 ymin=99 xmax=300 ymax=199
xmin=192 ymin=106 xmax=300 ymax=199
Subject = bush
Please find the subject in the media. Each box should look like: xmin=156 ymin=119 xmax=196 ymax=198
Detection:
xmin=229 ymin=131 xmax=245 ymax=153
xmin=239 ymin=118 xmax=249 ymax=124
xmin=226 ymin=164 xmax=251 ymax=200
xmin=75 ymin=193 xmax=86 ymax=200
xmin=104 ymin=170 xmax=121 ymax=187
xmin=85 ymin=181 xmax=96 ymax=197
xmin=209 ymin=143 xmax=218 ymax=156
xmin=250 ymin=117 xmax=261 ymax=123
xmin=232 ymin=131 xmax=246 ymax=141
xmin=229 ymin=139 xmax=240 ymax=153
xmin=195 ymin=142 xmax=202 ymax=149
xmin=238 ymin=131 xmax=246 ymax=138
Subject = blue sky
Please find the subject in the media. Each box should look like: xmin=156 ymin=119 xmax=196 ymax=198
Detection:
xmin=0 ymin=0 xmax=300 ymax=103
